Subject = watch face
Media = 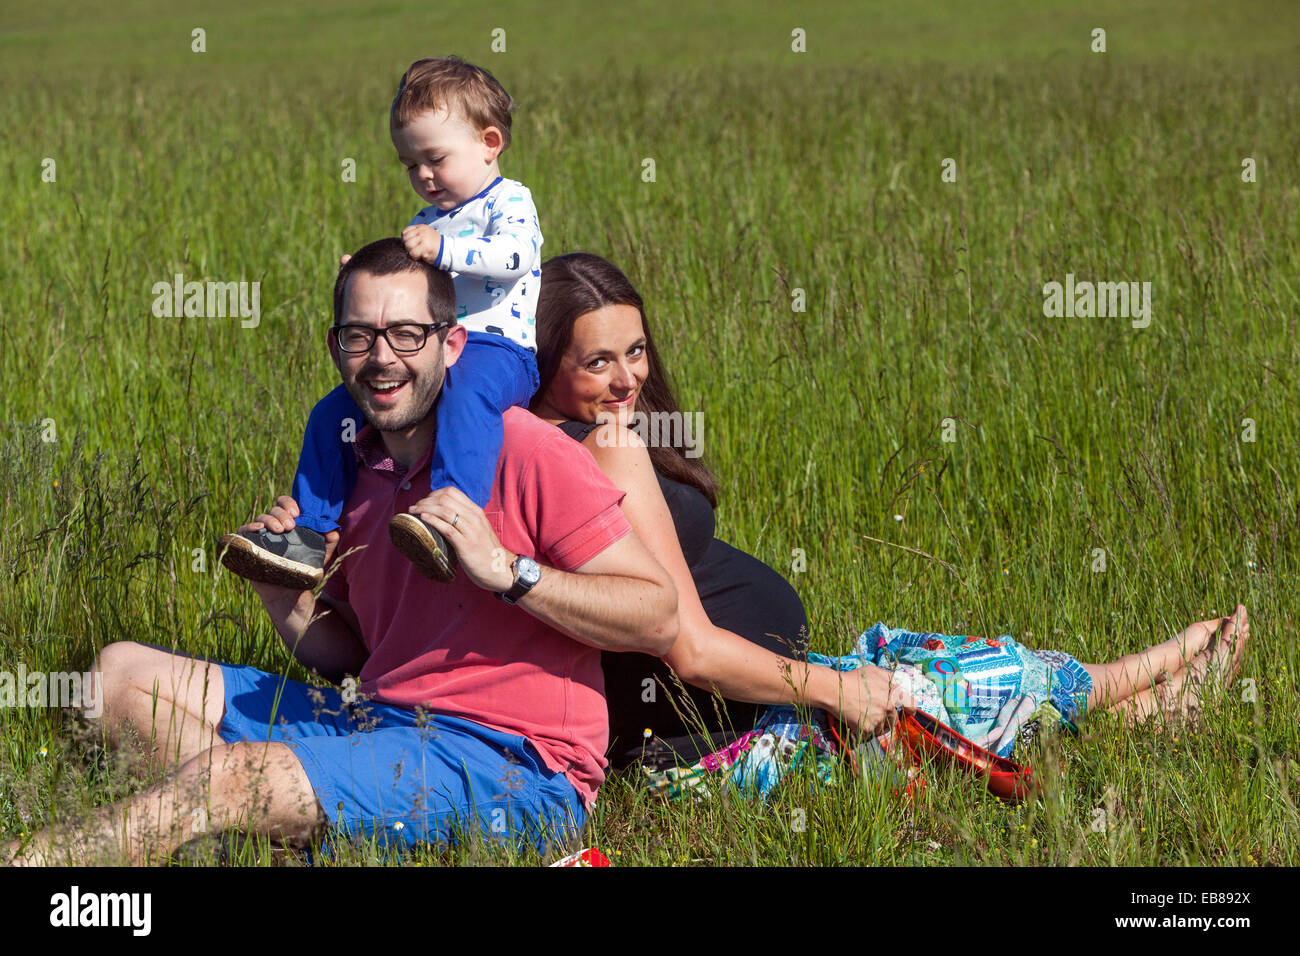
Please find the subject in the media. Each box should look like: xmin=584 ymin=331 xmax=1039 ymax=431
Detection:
xmin=515 ymin=556 xmax=542 ymax=585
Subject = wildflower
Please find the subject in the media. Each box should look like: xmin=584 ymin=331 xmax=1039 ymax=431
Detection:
xmin=894 ymin=514 xmax=903 ymax=522
xmin=393 ymin=821 xmax=405 ymax=832
xmin=38 ymin=746 xmax=48 ymax=758
xmin=1003 ymin=568 xmax=1010 ymax=575
xmin=1246 ymin=561 xmax=1256 ymax=569
xmin=643 ymin=728 xmax=652 ymax=739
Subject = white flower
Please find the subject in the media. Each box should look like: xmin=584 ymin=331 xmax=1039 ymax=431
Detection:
xmin=393 ymin=821 xmax=405 ymax=832
xmin=894 ymin=514 xmax=903 ymax=522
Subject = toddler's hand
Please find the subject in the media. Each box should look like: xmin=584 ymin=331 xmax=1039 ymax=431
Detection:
xmin=402 ymin=224 xmax=443 ymax=264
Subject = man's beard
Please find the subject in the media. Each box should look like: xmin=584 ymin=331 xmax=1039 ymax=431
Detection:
xmin=341 ymin=354 xmax=445 ymax=433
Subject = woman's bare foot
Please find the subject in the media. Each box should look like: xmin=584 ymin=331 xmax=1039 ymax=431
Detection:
xmin=1159 ymin=606 xmax=1250 ymax=724
xmin=1207 ymin=605 xmax=1250 ymax=690
xmin=1169 ymin=617 xmax=1222 ymax=664
xmin=1153 ymin=655 xmax=1205 ymax=723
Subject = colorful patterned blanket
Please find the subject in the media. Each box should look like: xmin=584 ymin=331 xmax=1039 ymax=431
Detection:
xmin=643 ymin=623 xmax=1085 ymax=801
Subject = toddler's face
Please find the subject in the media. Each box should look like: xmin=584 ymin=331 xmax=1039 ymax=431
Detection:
xmin=392 ymin=107 xmax=499 ymax=211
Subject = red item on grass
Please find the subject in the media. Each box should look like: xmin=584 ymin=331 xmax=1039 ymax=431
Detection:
xmin=550 ymin=847 xmax=611 ymax=867
xmin=895 ymin=708 xmax=1034 ymax=803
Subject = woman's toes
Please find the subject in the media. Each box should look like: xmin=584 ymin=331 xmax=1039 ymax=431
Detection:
xmin=1225 ymin=605 xmax=1250 ymax=683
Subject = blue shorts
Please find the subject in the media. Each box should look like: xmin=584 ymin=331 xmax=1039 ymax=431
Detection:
xmin=214 ymin=661 xmax=586 ymax=857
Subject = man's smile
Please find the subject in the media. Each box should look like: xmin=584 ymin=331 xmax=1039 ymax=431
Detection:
xmin=364 ymin=378 xmax=410 ymax=404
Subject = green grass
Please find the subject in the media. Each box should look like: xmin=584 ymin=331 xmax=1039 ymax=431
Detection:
xmin=2 ymin=0 xmax=1298 ymax=865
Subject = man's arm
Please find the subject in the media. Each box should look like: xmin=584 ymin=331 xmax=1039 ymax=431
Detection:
xmin=514 ymin=528 xmax=679 ymax=655
xmin=408 ymin=487 xmax=678 ymax=656
xmin=236 ymin=496 xmax=369 ymax=682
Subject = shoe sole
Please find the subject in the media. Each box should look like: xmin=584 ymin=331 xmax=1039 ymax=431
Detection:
xmin=388 ymin=513 xmax=457 ymax=582
xmin=218 ymin=533 xmax=324 ymax=590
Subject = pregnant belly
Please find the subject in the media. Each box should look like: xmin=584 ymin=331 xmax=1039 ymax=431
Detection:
xmin=690 ymin=538 xmax=809 ymax=658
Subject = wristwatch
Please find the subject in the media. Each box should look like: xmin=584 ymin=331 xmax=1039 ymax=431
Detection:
xmin=499 ymin=555 xmax=542 ymax=605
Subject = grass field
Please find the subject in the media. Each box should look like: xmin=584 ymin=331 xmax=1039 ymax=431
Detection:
xmin=2 ymin=0 xmax=1299 ymax=865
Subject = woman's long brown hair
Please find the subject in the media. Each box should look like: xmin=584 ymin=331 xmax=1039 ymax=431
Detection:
xmin=534 ymin=253 xmax=720 ymax=508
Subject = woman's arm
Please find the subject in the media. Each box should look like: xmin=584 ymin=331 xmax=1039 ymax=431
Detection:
xmin=583 ymin=425 xmax=910 ymax=736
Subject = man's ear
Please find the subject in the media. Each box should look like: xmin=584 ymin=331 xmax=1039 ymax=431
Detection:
xmin=442 ymin=324 xmax=469 ymax=368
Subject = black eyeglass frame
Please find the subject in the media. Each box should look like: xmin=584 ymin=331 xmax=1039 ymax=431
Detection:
xmin=331 ymin=322 xmax=453 ymax=354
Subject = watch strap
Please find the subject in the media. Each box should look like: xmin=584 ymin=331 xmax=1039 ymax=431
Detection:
xmin=500 ymin=557 xmax=539 ymax=605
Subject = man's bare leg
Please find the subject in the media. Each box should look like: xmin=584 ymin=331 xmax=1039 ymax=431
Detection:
xmin=97 ymin=641 xmax=228 ymax=774
xmin=4 ymin=741 xmax=324 ymax=866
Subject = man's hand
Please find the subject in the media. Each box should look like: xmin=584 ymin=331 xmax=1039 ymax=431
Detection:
xmin=239 ymin=494 xmax=340 ymax=564
xmin=408 ymin=487 xmax=513 ymax=593
xmin=238 ymin=495 xmax=364 ymax=679
xmin=402 ymin=224 xmax=443 ymax=264
xmin=239 ymin=495 xmax=340 ymax=604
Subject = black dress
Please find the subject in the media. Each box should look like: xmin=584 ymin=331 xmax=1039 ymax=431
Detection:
xmin=556 ymin=421 xmax=809 ymax=769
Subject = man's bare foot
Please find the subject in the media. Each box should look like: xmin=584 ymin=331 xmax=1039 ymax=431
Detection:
xmin=2 ymin=836 xmax=46 ymax=867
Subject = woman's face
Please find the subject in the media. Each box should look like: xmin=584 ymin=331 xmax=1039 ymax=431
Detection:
xmin=539 ymin=304 xmax=650 ymax=424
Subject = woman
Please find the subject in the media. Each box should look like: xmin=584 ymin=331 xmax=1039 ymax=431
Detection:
xmin=528 ymin=253 xmax=1250 ymax=770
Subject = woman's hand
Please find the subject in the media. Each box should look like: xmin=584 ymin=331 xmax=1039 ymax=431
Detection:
xmin=831 ymin=664 xmax=915 ymax=738
xmin=407 ymin=487 xmax=514 ymax=593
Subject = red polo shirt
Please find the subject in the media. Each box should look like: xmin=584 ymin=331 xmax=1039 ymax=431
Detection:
xmin=321 ymin=406 xmax=632 ymax=806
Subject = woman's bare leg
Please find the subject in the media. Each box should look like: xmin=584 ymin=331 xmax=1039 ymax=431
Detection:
xmin=1104 ymin=658 xmax=1199 ymax=724
xmin=1081 ymin=617 xmax=1221 ymax=711
xmin=1097 ymin=607 xmax=1249 ymax=724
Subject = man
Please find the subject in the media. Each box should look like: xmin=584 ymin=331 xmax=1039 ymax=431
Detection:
xmin=5 ymin=238 xmax=678 ymax=865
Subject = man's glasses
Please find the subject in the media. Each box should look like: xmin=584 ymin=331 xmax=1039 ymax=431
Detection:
xmin=332 ymin=322 xmax=451 ymax=354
